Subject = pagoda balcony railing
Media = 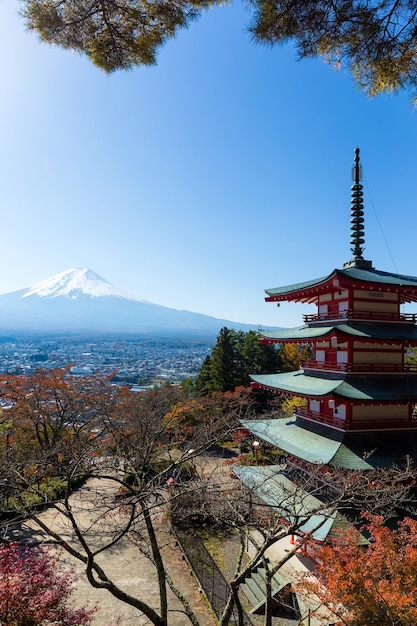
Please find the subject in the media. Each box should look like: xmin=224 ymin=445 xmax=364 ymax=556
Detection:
xmin=295 ymin=406 xmax=346 ymax=431
xmin=303 ymin=310 xmax=417 ymax=324
xmin=296 ymin=406 xmax=417 ymax=431
xmin=301 ymin=359 xmax=347 ymax=372
xmin=301 ymin=360 xmax=417 ymax=373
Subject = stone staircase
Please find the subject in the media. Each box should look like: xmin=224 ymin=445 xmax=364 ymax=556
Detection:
xmin=241 ymin=563 xmax=293 ymax=615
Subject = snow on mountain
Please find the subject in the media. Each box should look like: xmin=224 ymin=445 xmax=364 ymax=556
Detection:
xmin=0 ymin=269 xmax=258 ymax=336
xmin=21 ymin=268 xmax=142 ymax=301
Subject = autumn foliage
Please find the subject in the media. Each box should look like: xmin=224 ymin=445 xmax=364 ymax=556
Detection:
xmin=303 ymin=513 xmax=417 ymax=626
xmin=0 ymin=542 xmax=96 ymax=625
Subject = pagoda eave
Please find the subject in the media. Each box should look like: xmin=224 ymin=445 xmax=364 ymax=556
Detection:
xmin=265 ymin=267 xmax=417 ymax=305
xmin=259 ymin=322 xmax=417 ymax=344
xmin=250 ymin=371 xmax=417 ymax=402
xmin=240 ymin=417 xmax=417 ymax=469
xmin=265 ymin=272 xmax=338 ymax=304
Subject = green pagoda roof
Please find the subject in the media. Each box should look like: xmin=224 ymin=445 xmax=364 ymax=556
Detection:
xmin=240 ymin=417 xmax=417 ymax=469
xmin=260 ymin=322 xmax=417 ymax=343
xmin=233 ymin=465 xmax=362 ymax=542
xmin=266 ymin=274 xmax=329 ymax=298
xmin=241 ymin=417 xmax=344 ymax=464
xmin=265 ymin=266 xmax=417 ymax=303
xmin=250 ymin=371 xmax=417 ymax=401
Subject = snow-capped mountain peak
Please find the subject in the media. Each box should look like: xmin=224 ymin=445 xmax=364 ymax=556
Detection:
xmin=0 ymin=268 xmax=257 ymax=335
xmin=21 ymin=268 xmax=141 ymax=301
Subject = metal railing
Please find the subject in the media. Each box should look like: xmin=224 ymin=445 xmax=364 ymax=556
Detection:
xmin=303 ymin=310 xmax=417 ymax=324
xmin=301 ymin=360 xmax=417 ymax=373
xmin=175 ymin=529 xmax=254 ymax=626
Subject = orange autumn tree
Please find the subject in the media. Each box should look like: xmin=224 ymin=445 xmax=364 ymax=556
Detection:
xmin=0 ymin=366 xmax=115 ymax=505
xmin=302 ymin=513 xmax=417 ymax=626
xmin=279 ymin=343 xmax=313 ymax=372
xmin=163 ymin=386 xmax=257 ymax=440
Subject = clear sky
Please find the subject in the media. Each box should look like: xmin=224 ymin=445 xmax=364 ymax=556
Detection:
xmin=1 ymin=2 xmax=417 ymax=329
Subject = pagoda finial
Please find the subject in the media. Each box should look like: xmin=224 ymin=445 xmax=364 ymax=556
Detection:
xmin=343 ymin=148 xmax=373 ymax=269
xmin=350 ymin=147 xmax=364 ymax=258
xmin=352 ymin=147 xmax=362 ymax=185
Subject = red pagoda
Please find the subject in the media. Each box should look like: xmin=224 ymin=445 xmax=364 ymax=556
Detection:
xmin=241 ymin=148 xmax=417 ymax=471
xmin=232 ymin=149 xmax=417 ymax=620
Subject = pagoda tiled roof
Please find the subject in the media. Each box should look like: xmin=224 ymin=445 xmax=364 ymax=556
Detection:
xmin=265 ymin=274 xmax=330 ymax=298
xmin=266 ymin=266 xmax=417 ymax=300
xmin=240 ymin=417 xmax=417 ymax=469
xmin=250 ymin=371 xmax=417 ymax=401
xmin=259 ymin=322 xmax=417 ymax=343
xmin=342 ymin=266 xmax=417 ymax=287
xmin=241 ymin=417 xmax=344 ymax=464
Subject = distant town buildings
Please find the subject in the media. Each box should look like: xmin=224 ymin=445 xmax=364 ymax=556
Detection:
xmin=0 ymin=336 xmax=212 ymax=385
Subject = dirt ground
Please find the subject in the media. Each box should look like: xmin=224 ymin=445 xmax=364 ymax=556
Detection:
xmin=7 ymin=447 xmax=297 ymax=625
xmin=18 ymin=476 xmax=218 ymax=626
xmin=63 ymin=524 xmax=218 ymax=625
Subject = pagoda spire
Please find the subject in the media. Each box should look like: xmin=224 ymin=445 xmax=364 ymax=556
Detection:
xmin=351 ymin=147 xmax=364 ymax=258
xmin=343 ymin=147 xmax=373 ymax=269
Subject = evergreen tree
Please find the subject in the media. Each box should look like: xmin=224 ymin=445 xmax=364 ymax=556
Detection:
xmin=209 ymin=327 xmax=240 ymax=393
xmin=239 ymin=330 xmax=281 ymax=383
xmin=194 ymin=327 xmax=280 ymax=394
xmin=193 ymin=354 xmax=213 ymax=395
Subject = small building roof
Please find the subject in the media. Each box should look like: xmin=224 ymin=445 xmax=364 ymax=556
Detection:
xmin=233 ymin=465 xmax=346 ymax=542
xmin=240 ymin=417 xmax=417 ymax=469
xmin=250 ymin=370 xmax=417 ymax=401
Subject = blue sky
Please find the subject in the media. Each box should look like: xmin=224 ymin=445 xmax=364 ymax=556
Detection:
xmin=1 ymin=2 xmax=417 ymax=328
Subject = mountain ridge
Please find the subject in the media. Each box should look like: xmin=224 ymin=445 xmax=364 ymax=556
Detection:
xmin=0 ymin=268 xmax=262 ymax=337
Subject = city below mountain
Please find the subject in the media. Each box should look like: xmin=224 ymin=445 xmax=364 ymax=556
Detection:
xmin=0 ymin=268 xmax=259 ymax=337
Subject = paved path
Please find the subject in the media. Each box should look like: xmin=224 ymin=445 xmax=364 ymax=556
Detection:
xmin=22 ymin=475 xmax=217 ymax=626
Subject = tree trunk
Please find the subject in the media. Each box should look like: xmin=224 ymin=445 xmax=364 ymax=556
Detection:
xmin=264 ymin=559 xmax=272 ymax=626
xmin=141 ymin=500 xmax=168 ymax=624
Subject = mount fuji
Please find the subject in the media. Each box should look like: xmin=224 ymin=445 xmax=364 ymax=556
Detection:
xmin=0 ymin=269 xmax=257 ymax=336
